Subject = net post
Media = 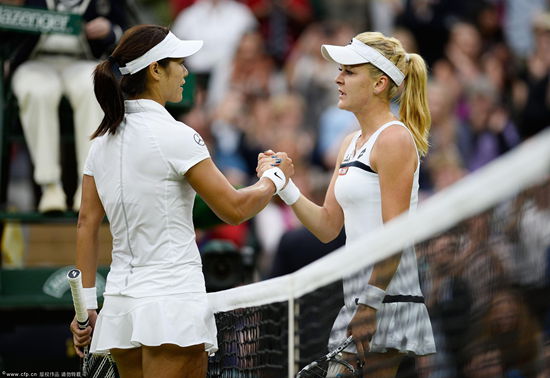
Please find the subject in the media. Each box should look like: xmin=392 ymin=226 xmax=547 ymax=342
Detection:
xmin=288 ymin=294 xmax=295 ymax=377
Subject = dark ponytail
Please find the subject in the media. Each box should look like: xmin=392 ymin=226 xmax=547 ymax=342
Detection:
xmin=92 ymin=58 xmax=125 ymax=138
xmin=91 ymin=25 xmax=171 ymax=138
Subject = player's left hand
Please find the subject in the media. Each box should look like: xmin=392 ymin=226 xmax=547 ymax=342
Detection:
xmin=348 ymin=304 xmax=377 ymax=363
xmin=70 ymin=309 xmax=98 ymax=357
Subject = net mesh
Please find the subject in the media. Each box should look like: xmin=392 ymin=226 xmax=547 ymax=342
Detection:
xmin=207 ymin=130 xmax=550 ymax=378
xmin=207 ymin=303 xmax=288 ymax=377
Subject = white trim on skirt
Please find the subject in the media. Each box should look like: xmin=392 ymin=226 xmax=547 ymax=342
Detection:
xmin=90 ymin=293 xmax=218 ymax=355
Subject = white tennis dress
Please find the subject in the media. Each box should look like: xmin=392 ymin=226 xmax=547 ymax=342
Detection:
xmin=85 ymin=99 xmax=217 ymax=354
xmin=330 ymin=121 xmax=435 ymax=355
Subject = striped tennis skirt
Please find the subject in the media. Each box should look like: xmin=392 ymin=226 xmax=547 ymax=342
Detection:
xmin=328 ymin=297 xmax=436 ymax=356
xmin=90 ymin=292 xmax=218 ymax=355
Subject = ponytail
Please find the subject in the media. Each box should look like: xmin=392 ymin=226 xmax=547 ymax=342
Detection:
xmin=399 ymin=53 xmax=430 ymax=157
xmin=90 ymin=25 xmax=171 ymax=139
xmin=92 ymin=59 xmax=125 ymax=138
xmin=355 ymin=32 xmax=431 ymax=156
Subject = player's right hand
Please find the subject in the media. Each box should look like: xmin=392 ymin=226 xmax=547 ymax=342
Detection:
xmin=256 ymin=151 xmax=294 ymax=186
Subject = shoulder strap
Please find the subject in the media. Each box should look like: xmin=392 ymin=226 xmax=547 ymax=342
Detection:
xmin=357 ymin=121 xmax=406 ymax=165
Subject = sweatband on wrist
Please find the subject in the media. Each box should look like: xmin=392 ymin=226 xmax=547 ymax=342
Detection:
xmin=83 ymin=287 xmax=98 ymax=310
xmin=261 ymin=167 xmax=286 ymax=194
xmin=355 ymin=285 xmax=386 ymax=311
xmin=278 ymin=179 xmax=301 ymax=205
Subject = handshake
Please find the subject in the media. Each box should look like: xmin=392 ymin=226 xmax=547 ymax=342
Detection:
xmin=256 ymin=150 xmax=301 ymax=205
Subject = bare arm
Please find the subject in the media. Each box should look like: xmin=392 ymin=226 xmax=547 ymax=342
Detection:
xmin=72 ymin=174 xmax=105 ymax=355
xmin=186 ymin=156 xmax=294 ymax=225
xmin=259 ymin=135 xmax=353 ymax=243
xmin=75 ymin=174 xmax=105 ymax=288
xmin=367 ymin=126 xmax=417 ymax=289
xmin=349 ymin=126 xmax=417 ymax=358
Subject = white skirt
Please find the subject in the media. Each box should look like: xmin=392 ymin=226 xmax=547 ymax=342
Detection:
xmin=328 ymin=302 xmax=436 ymax=356
xmin=90 ymin=293 xmax=218 ymax=355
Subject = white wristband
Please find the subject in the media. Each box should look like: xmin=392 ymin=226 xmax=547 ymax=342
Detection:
xmin=355 ymin=285 xmax=386 ymax=311
xmin=261 ymin=167 xmax=286 ymax=195
xmin=83 ymin=287 xmax=98 ymax=310
xmin=278 ymin=179 xmax=300 ymax=205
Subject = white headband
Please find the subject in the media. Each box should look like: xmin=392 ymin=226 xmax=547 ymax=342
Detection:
xmin=119 ymin=32 xmax=203 ymax=75
xmin=321 ymin=38 xmax=405 ymax=86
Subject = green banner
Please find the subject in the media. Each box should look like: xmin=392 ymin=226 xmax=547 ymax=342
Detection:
xmin=0 ymin=5 xmax=82 ymax=35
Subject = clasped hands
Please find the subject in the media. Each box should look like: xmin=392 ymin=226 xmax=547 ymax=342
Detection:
xmin=256 ymin=150 xmax=295 ymax=189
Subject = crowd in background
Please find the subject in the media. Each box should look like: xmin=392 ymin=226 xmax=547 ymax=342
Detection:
xmin=1 ymin=0 xmax=550 ymax=376
xmin=162 ymin=0 xmax=550 ymax=282
xmin=168 ymin=2 xmax=550 ymax=377
xmin=418 ymin=177 xmax=550 ymax=377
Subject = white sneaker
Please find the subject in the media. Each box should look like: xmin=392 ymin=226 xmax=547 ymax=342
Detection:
xmin=38 ymin=184 xmax=67 ymax=213
xmin=73 ymin=184 xmax=82 ymax=212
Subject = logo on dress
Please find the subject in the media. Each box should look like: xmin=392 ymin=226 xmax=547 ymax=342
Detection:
xmin=340 ymin=154 xmax=351 ymax=175
xmin=193 ymin=133 xmax=205 ymax=146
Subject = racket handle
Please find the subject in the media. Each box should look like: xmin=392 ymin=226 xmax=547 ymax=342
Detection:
xmin=67 ymin=268 xmax=90 ymax=329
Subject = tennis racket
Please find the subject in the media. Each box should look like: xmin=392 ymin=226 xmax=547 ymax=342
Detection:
xmin=67 ymin=268 xmax=119 ymax=378
xmin=296 ymin=335 xmax=361 ymax=377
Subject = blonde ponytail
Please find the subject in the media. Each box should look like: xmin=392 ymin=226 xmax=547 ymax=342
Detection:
xmin=355 ymin=32 xmax=431 ymax=156
xmin=399 ymin=53 xmax=430 ymax=156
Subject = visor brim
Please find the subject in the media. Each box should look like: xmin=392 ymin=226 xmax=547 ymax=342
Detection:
xmin=321 ymin=44 xmax=369 ymax=65
xmin=168 ymin=40 xmax=203 ymax=59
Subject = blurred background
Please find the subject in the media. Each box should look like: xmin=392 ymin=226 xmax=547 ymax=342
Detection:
xmin=0 ymin=0 xmax=549 ymax=375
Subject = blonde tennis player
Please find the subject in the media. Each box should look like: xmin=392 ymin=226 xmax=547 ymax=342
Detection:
xmin=259 ymin=32 xmax=436 ymax=377
xmin=69 ymin=25 xmax=293 ymax=378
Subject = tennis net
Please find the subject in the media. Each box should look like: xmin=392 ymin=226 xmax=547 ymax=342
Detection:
xmin=207 ymin=128 xmax=550 ymax=377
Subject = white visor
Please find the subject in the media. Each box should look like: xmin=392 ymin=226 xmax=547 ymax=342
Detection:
xmin=321 ymin=38 xmax=405 ymax=86
xmin=119 ymin=32 xmax=203 ymax=75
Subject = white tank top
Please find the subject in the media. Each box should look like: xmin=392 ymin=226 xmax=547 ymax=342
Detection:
xmin=334 ymin=121 xmax=422 ymax=306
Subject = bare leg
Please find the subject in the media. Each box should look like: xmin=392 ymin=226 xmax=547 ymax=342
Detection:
xmin=143 ymin=343 xmax=207 ymax=378
xmin=362 ymin=349 xmax=405 ymax=378
xmin=111 ymin=347 xmax=143 ymax=378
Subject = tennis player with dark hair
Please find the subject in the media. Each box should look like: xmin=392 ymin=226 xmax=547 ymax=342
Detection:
xmin=259 ymin=31 xmax=436 ymax=377
xmin=69 ymin=24 xmax=294 ymax=377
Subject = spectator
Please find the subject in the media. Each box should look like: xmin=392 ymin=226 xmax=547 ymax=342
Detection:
xmin=171 ymin=0 xmax=257 ymax=91
xmin=445 ymin=21 xmax=483 ymax=86
xmin=396 ymin=0 xmax=469 ymax=67
xmin=285 ymin=21 xmax=353 ymax=131
xmin=422 ymin=80 xmax=462 ymax=193
xmin=252 ymin=92 xmax=312 ymax=277
xmin=457 ymin=78 xmax=520 ymax=172
xmin=369 ymin=0 xmax=402 ymax=36
xmin=207 ymin=30 xmax=277 ymax=111
xmin=392 ymin=26 xmax=419 ymax=54
xmin=474 ymin=1 xmax=505 ymax=52
xmin=314 ymin=105 xmax=359 ymax=170
xmin=209 ymin=90 xmax=249 ymax=181
xmin=241 ymin=0 xmax=313 ymax=67
xmin=269 ymin=226 xmax=345 ymax=278
xmin=424 ymin=149 xmax=466 ymax=197
xmin=503 ymin=0 xmax=548 ymax=59
xmin=455 ymin=210 xmax=510 ymax=320
xmin=422 ymin=233 xmax=473 ymax=377
xmin=9 ymin=0 xmax=126 ymax=213
xmin=514 ymin=12 xmax=550 ymax=140
xmin=461 ymin=339 xmax=505 ymax=378
xmin=478 ymin=287 xmax=544 ymax=377
xmin=504 ymin=180 xmax=550 ymax=325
